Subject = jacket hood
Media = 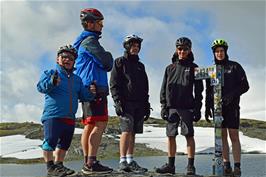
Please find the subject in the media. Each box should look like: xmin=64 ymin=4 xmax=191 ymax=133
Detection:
xmin=73 ymin=30 xmax=100 ymax=51
xmin=123 ymin=51 xmax=140 ymax=62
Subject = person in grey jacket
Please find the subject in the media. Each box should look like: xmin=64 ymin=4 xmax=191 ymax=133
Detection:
xmin=73 ymin=8 xmax=113 ymax=174
xmin=156 ymin=37 xmax=203 ymax=175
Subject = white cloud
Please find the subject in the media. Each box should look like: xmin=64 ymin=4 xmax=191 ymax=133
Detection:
xmin=1 ymin=1 xmax=265 ymax=123
xmin=2 ymin=104 xmax=42 ymax=123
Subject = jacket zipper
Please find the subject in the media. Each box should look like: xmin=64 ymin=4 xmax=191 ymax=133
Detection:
xmin=68 ymin=74 xmax=73 ymax=116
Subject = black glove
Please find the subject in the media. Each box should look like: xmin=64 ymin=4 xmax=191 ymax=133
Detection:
xmin=114 ymin=101 xmax=124 ymax=116
xmin=143 ymin=102 xmax=151 ymax=121
xmin=222 ymin=93 xmax=235 ymax=106
xmin=205 ymin=107 xmax=213 ymax=123
xmin=51 ymin=70 xmax=60 ymax=86
xmin=161 ymin=106 xmax=169 ymax=121
xmin=193 ymin=109 xmax=201 ymax=122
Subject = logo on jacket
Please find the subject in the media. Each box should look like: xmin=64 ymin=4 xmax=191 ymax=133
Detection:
xmin=225 ymin=69 xmax=232 ymax=73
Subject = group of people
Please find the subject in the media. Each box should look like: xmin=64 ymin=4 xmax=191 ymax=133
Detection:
xmin=37 ymin=8 xmax=249 ymax=177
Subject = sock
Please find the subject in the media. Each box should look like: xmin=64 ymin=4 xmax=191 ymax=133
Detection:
xmin=120 ymin=156 xmax=127 ymax=163
xmin=234 ymin=162 xmax=241 ymax=169
xmin=126 ymin=154 xmax=133 ymax=164
xmin=84 ymin=156 xmax=88 ymax=164
xmin=188 ymin=158 xmax=194 ymax=166
xmin=46 ymin=161 xmax=54 ymax=169
xmin=224 ymin=161 xmax=231 ymax=169
xmin=168 ymin=157 xmax=175 ymax=167
xmin=87 ymin=156 xmax=97 ymax=167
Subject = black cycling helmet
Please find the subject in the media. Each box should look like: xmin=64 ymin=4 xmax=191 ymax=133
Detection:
xmin=57 ymin=44 xmax=77 ymax=59
xmin=211 ymin=39 xmax=228 ymax=51
xmin=80 ymin=8 xmax=104 ymax=22
xmin=123 ymin=34 xmax=143 ymax=51
xmin=176 ymin=37 xmax=192 ymax=48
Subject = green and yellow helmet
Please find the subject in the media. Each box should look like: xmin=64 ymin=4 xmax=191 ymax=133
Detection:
xmin=211 ymin=39 xmax=228 ymax=51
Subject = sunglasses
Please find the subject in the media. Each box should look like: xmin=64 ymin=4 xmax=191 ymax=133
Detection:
xmin=59 ymin=53 xmax=75 ymax=61
xmin=177 ymin=47 xmax=190 ymax=51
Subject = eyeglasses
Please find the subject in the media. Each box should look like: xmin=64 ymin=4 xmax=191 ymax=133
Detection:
xmin=59 ymin=53 xmax=75 ymax=61
xmin=177 ymin=47 xmax=190 ymax=51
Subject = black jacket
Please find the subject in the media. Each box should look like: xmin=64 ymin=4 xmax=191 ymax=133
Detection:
xmin=160 ymin=53 xmax=203 ymax=111
xmin=110 ymin=52 xmax=149 ymax=103
xmin=206 ymin=59 xmax=249 ymax=109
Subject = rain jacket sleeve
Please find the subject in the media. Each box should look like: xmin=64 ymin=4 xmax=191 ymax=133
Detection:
xmin=37 ymin=70 xmax=56 ymax=94
xmin=205 ymin=79 xmax=213 ymax=109
xmin=160 ymin=67 xmax=168 ymax=107
xmin=231 ymin=63 xmax=249 ymax=97
xmin=78 ymin=80 xmax=95 ymax=102
xmin=110 ymin=58 xmax=123 ymax=103
xmin=194 ymin=77 xmax=204 ymax=112
xmin=82 ymin=36 xmax=113 ymax=72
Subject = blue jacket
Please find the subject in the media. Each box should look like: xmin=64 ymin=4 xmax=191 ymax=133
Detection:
xmin=37 ymin=64 xmax=95 ymax=122
xmin=73 ymin=30 xmax=113 ymax=96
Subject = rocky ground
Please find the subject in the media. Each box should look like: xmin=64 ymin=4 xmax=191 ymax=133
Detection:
xmin=45 ymin=171 xmax=205 ymax=177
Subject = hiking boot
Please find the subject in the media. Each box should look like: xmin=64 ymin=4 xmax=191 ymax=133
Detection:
xmin=81 ymin=161 xmax=113 ymax=174
xmin=155 ymin=163 xmax=175 ymax=174
xmin=233 ymin=167 xmax=241 ymax=177
xmin=186 ymin=165 xmax=196 ymax=175
xmin=55 ymin=163 xmax=75 ymax=175
xmin=224 ymin=166 xmax=233 ymax=176
xmin=47 ymin=165 xmax=67 ymax=177
xmin=128 ymin=160 xmax=148 ymax=173
xmin=118 ymin=161 xmax=131 ymax=172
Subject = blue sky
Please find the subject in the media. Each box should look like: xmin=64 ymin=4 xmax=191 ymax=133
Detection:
xmin=1 ymin=1 xmax=265 ymax=122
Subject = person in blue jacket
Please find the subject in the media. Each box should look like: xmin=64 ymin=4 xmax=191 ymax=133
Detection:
xmin=73 ymin=8 xmax=113 ymax=174
xmin=37 ymin=44 xmax=95 ymax=177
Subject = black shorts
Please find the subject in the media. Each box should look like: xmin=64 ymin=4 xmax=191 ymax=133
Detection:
xmin=222 ymin=106 xmax=240 ymax=129
xmin=166 ymin=109 xmax=194 ymax=137
xmin=120 ymin=102 xmax=145 ymax=134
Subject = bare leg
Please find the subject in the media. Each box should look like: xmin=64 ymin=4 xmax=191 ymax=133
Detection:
xmin=81 ymin=124 xmax=95 ymax=158
xmin=127 ymin=133 xmax=135 ymax=155
xmin=228 ymin=129 xmax=241 ymax=163
xmin=120 ymin=132 xmax=131 ymax=157
xmin=222 ymin=128 xmax=230 ymax=162
xmin=186 ymin=136 xmax=195 ymax=158
xmin=43 ymin=150 xmax=53 ymax=162
xmin=54 ymin=148 xmax=66 ymax=162
xmin=88 ymin=121 xmax=107 ymax=156
xmin=168 ymin=136 xmax=176 ymax=157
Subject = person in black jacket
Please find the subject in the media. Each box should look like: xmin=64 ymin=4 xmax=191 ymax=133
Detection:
xmin=205 ymin=39 xmax=249 ymax=176
xmin=110 ymin=34 xmax=151 ymax=173
xmin=155 ymin=37 xmax=203 ymax=175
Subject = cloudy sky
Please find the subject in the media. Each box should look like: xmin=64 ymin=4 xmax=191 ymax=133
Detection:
xmin=1 ymin=1 xmax=265 ymax=123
